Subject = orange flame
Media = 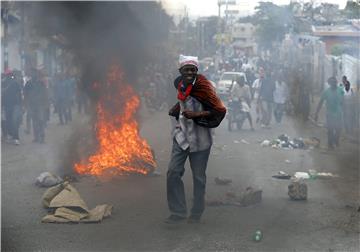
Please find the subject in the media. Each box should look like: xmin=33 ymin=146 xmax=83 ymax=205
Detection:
xmin=74 ymin=65 xmax=156 ymax=176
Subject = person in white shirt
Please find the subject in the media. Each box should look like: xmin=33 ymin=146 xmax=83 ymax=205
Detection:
xmin=342 ymin=76 xmax=356 ymax=134
xmin=230 ymin=75 xmax=255 ymax=130
xmin=273 ymin=73 xmax=289 ymax=123
xmin=252 ymin=67 xmax=265 ymax=124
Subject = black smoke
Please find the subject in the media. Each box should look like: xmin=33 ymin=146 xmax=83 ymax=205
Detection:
xmin=25 ymin=1 xmax=174 ymax=176
xmin=28 ymin=1 xmax=173 ymax=95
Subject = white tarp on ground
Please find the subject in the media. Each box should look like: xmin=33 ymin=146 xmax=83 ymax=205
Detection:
xmin=41 ymin=182 xmax=112 ymax=223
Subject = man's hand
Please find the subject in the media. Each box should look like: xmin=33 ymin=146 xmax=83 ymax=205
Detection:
xmin=168 ymin=103 xmax=180 ymax=116
xmin=182 ymin=110 xmax=201 ymax=119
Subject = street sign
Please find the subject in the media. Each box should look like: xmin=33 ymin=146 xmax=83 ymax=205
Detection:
xmin=219 ymin=0 xmax=237 ymax=5
xmin=225 ymin=10 xmax=239 ymax=15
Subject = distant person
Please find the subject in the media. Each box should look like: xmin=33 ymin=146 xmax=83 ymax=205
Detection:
xmin=23 ymin=75 xmax=32 ymax=135
xmin=252 ymin=67 xmax=265 ymax=123
xmin=273 ymin=73 xmax=289 ymax=124
xmin=230 ymin=75 xmax=254 ymax=130
xmin=166 ymin=55 xmax=226 ymax=224
xmin=315 ymin=77 xmax=344 ymax=149
xmin=54 ymin=73 xmax=71 ymax=125
xmin=25 ymin=70 xmax=50 ymax=143
xmin=2 ymin=70 xmax=23 ymax=145
xmin=341 ymin=76 xmax=356 ymax=134
xmin=258 ymin=70 xmax=275 ymax=128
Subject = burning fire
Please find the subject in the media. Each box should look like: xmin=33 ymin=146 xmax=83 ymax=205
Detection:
xmin=74 ymin=65 xmax=156 ymax=176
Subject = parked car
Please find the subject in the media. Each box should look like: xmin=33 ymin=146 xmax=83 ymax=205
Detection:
xmin=216 ymin=71 xmax=247 ymax=98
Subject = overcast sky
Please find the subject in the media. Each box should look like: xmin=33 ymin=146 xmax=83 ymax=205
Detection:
xmin=161 ymin=0 xmax=349 ymax=18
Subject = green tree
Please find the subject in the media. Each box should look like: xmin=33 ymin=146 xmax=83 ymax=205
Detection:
xmin=252 ymin=2 xmax=294 ymax=50
xmin=343 ymin=1 xmax=360 ymax=19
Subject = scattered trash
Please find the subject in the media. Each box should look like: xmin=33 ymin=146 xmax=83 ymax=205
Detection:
xmin=308 ymin=169 xmax=318 ymax=180
xmin=36 ymin=172 xmax=63 ymax=187
xmin=253 ymin=230 xmax=263 ymax=242
xmin=241 ymin=139 xmax=250 ymax=144
xmin=291 ymin=170 xmax=339 ymax=180
xmin=272 ymin=171 xmax=291 ymax=180
xmin=214 ymin=177 xmax=232 ymax=185
xmin=288 ymin=179 xmax=307 ymax=200
xmin=260 ymin=135 xmax=320 ymax=150
xmin=41 ymin=182 xmax=112 ymax=223
xmin=294 ymin=172 xmax=310 ymax=179
xmin=233 ymin=140 xmax=240 ymax=144
xmin=316 ymin=172 xmax=339 ymax=179
xmin=260 ymin=140 xmax=270 ymax=147
xmin=285 ymin=159 xmax=291 ymax=164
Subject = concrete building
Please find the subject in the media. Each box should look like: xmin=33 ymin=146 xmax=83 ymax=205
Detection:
xmin=312 ymin=21 xmax=360 ymax=54
xmin=230 ymin=22 xmax=256 ymax=56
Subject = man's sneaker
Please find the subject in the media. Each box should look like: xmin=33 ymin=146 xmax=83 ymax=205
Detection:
xmin=164 ymin=215 xmax=186 ymax=224
xmin=187 ymin=215 xmax=201 ymax=224
xmin=14 ymin=139 xmax=20 ymax=145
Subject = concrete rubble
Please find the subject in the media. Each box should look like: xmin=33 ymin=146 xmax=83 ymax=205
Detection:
xmin=288 ymin=179 xmax=307 ymax=200
xmin=206 ymin=186 xmax=262 ymax=207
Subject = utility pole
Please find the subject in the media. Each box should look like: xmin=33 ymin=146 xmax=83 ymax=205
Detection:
xmin=2 ymin=3 xmax=9 ymax=71
xmin=20 ymin=2 xmax=25 ymax=72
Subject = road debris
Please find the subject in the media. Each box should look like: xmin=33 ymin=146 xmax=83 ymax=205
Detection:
xmin=272 ymin=171 xmax=291 ymax=179
xmin=206 ymin=187 xmax=262 ymax=207
xmin=35 ymin=172 xmax=63 ymax=187
xmin=240 ymin=187 xmax=263 ymax=206
xmin=288 ymin=179 xmax=307 ymax=200
xmin=260 ymin=134 xmax=320 ymax=150
xmin=285 ymin=159 xmax=291 ymax=164
xmin=41 ymin=182 xmax=112 ymax=223
xmin=294 ymin=172 xmax=310 ymax=179
xmin=241 ymin=139 xmax=250 ymax=144
xmin=292 ymin=170 xmax=339 ymax=180
xmin=260 ymin=140 xmax=271 ymax=147
xmin=214 ymin=177 xmax=232 ymax=185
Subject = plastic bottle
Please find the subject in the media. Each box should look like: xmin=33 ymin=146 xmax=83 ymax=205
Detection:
xmin=253 ymin=230 xmax=262 ymax=242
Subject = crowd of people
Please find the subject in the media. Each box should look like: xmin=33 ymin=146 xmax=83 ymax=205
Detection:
xmin=2 ymin=54 xmax=359 ymax=151
xmin=220 ymin=54 xmax=359 ymax=149
xmin=1 ymin=68 xmax=88 ymax=145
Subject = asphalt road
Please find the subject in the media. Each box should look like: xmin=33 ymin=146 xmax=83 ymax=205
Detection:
xmin=2 ymin=105 xmax=359 ymax=251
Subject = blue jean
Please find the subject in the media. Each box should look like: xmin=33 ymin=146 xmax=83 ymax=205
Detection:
xmin=167 ymin=139 xmax=211 ymax=218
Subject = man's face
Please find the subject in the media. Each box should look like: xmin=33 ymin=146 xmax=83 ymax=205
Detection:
xmin=180 ymin=65 xmax=198 ymax=84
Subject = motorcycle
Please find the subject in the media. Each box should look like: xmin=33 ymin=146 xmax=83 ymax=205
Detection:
xmin=227 ymin=98 xmax=247 ymax=131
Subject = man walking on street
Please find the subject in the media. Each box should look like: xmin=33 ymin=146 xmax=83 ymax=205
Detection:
xmin=258 ymin=70 xmax=275 ymax=128
xmin=166 ymin=55 xmax=226 ymax=224
xmin=25 ymin=69 xmax=50 ymax=143
xmin=2 ymin=70 xmax=23 ymax=145
xmin=273 ymin=72 xmax=289 ymax=124
xmin=315 ymin=77 xmax=344 ymax=149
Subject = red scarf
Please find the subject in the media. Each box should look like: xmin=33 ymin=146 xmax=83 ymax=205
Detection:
xmin=177 ymin=80 xmax=193 ymax=101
